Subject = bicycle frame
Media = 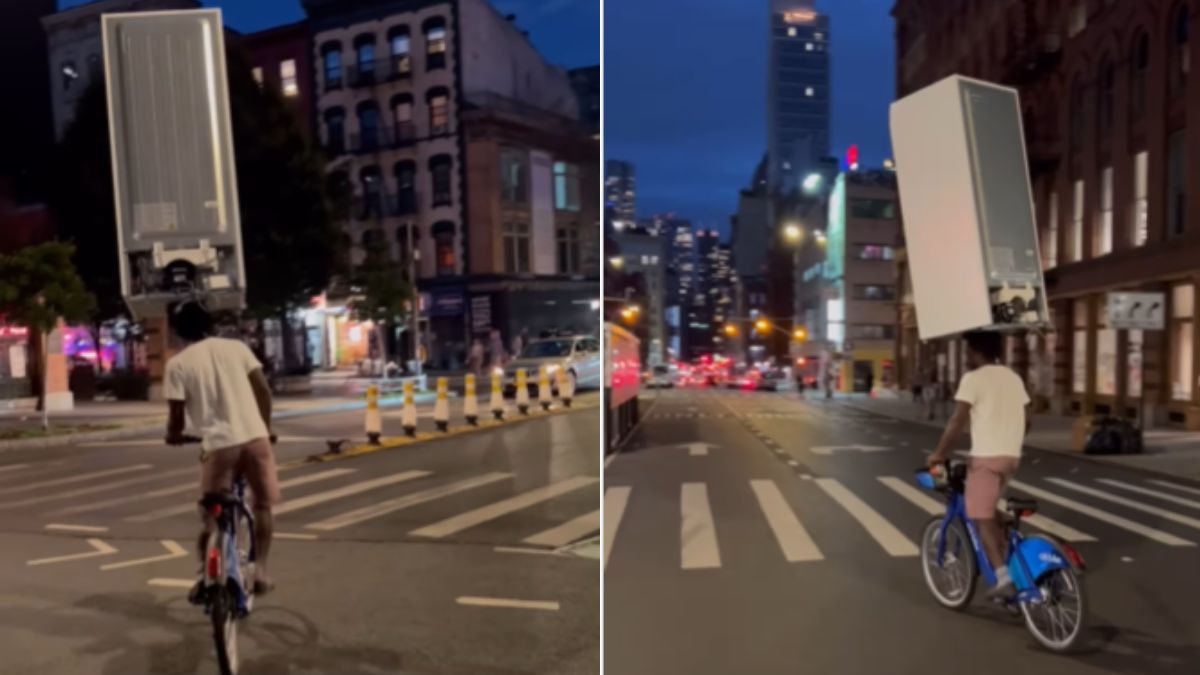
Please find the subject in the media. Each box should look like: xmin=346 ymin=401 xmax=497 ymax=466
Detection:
xmin=203 ymin=478 xmax=256 ymax=617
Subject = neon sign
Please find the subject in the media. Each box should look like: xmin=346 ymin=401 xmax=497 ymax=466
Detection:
xmin=783 ymin=10 xmax=817 ymax=23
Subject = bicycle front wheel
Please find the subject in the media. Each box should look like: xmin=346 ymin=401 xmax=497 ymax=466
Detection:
xmin=1020 ymin=560 xmax=1087 ymax=652
xmin=211 ymin=585 xmax=240 ymax=675
xmin=920 ymin=516 xmax=977 ymax=610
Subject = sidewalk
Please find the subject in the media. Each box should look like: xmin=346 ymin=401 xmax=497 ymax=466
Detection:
xmin=836 ymin=393 xmax=1200 ymax=481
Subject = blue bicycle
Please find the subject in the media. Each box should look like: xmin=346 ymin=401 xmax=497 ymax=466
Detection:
xmin=915 ymin=461 xmax=1088 ymax=652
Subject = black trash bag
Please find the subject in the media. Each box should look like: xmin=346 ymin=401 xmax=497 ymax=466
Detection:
xmin=1084 ymin=416 xmax=1143 ymax=455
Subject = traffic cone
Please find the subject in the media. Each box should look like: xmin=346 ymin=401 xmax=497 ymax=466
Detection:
xmin=516 ymin=368 xmax=530 ymax=415
xmin=539 ymin=366 xmax=553 ymax=411
xmin=490 ymin=371 xmax=506 ymax=420
xmin=364 ymin=384 xmax=382 ymax=444
xmin=434 ymin=377 xmax=450 ymax=432
xmin=464 ymin=374 xmax=479 ymax=426
xmin=401 ymin=379 xmax=418 ymax=437
xmin=557 ymin=368 xmax=574 ymax=408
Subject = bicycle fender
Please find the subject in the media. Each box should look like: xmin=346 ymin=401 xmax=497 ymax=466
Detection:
xmin=1010 ymin=536 xmax=1068 ymax=589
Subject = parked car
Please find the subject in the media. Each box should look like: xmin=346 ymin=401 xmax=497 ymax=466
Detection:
xmin=755 ymin=369 xmax=793 ymax=392
xmin=645 ymin=364 xmax=677 ymax=389
xmin=501 ymin=335 xmax=602 ymax=396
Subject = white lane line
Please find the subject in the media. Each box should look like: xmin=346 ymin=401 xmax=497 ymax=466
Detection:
xmin=0 ymin=464 xmax=30 ymax=474
xmin=27 ymin=538 xmax=117 ymax=566
xmin=124 ymin=468 xmax=356 ymax=523
xmin=147 ymin=578 xmax=195 ymax=589
xmin=1011 ymin=480 xmax=1195 ymax=547
xmin=1102 ymin=479 xmax=1200 ymax=509
xmin=495 ymin=546 xmax=562 ymax=557
xmin=1 ymin=466 xmax=196 ymax=508
xmin=411 ymin=476 xmax=598 ymax=539
xmin=815 ymin=478 xmax=919 ymax=557
xmin=522 ymin=509 xmax=601 ymax=548
xmin=305 ymin=472 xmax=512 ymax=531
xmin=274 ymin=532 xmax=319 ymax=540
xmin=877 ymin=477 xmax=943 ymax=515
xmin=1148 ymin=479 xmax=1200 ymax=498
xmin=101 ymin=540 xmax=187 ymax=571
xmin=680 ymin=482 xmax=721 ymax=569
xmin=44 ymin=523 xmax=109 ymax=533
xmin=996 ymin=499 xmax=1097 ymax=543
xmin=750 ymin=480 xmax=822 ymax=562
xmin=275 ymin=471 xmax=431 ymax=516
xmin=456 ymin=596 xmax=560 ymax=611
xmin=689 ymin=443 xmax=708 ymax=456
xmin=0 ymin=464 xmax=153 ymax=497
xmin=603 ymin=486 xmax=631 ymax=572
xmin=1045 ymin=478 xmax=1200 ymax=531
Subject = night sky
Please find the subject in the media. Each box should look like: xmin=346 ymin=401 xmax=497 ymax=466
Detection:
xmin=58 ymin=0 xmax=599 ymax=69
xmin=605 ymin=0 xmax=896 ymax=235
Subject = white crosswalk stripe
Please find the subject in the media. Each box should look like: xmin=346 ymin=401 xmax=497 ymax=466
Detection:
xmin=274 ymin=471 xmax=431 ymax=516
xmin=996 ymin=498 xmax=1096 ymax=543
xmin=680 ymin=483 xmax=720 ymax=569
xmin=0 ymin=466 xmax=196 ymax=509
xmin=815 ymin=478 xmax=918 ymax=557
xmin=304 ymin=472 xmax=512 ymax=531
xmin=410 ymin=476 xmax=598 ymax=538
xmin=0 ymin=464 xmax=30 ymax=475
xmin=523 ymin=509 xmax=601 ymax=547
xmin=1147 ymin=479 xmax=1200 ymax=498
xmin=124 ymin=468 xmax=356 ymax=523
xmin=603 ymin=486 xmax=632 ymax=572
xmin=1011 ymin=480 xmax=1195 ymax=547
xmin=1096 ymin=478 xmax=1200 ymax=511
xmin=750 ymin=480 xmax=822 ymax=562
xmin=1045 ymin=478 xmax=1200 ymax=531
xmin=0 ymin=464 xmax=153 ymax=497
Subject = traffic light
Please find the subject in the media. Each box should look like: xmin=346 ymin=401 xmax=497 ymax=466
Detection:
xmin=723 ymin=323 xmax=738 ymax=337
xmin=793 ymin=327 xmax=808 ymax=341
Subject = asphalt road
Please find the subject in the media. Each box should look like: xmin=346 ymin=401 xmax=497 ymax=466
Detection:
xmin=0 ymin=394 xmax=601 ymax=675
xmin=604 ymin=387 xmax=1200 ymax=675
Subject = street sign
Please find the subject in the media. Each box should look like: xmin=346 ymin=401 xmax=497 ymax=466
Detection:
xmin=1106 ymin=292 xmax=1164 ymax=330
xmin=102 ymin=9 xmax=244 ymax=317
xmin=811 ymin=445 xmax=891 ymax=456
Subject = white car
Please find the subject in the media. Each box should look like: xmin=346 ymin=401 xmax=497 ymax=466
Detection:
xmin=645 ymin=365 xmax=677 ymax=388
xmin=501 ymin=335 xmax=602 ymax=396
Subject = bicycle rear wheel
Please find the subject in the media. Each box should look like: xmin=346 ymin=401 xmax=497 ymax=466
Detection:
xmin=1020 ymin=559 xmax=1087 ymax=652
xmin=920 ymin=516 xmax=977 ymax=610
xmin=211 ymin=584 xmax=240 ymax=675
xmin=235 ymin=509 xmax=255 ymax=612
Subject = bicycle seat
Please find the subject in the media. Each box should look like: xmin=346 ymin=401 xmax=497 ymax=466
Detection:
xmin=1006 ymin=497 xmax=1038 ymax=515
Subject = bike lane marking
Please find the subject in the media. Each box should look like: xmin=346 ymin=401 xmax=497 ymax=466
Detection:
xmin=602 ymin=486 xmax=632 ymax=572
xmin=101 ymin=540 xmax=187 ymax=571
xmin=750 ymin=480 xmax=823 ymax=562
xmin=1011 ymin=480 xmax=1195 ymax=547
xmin=815 ymin=478 xmax=919 ymax=557
xmin=680 ymin=482 xmax=721 ymax=569
xmin=27 ymin=538 xmax=117 ymax=566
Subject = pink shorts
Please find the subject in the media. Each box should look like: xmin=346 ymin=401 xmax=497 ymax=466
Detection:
xmin=965 ymin=456 xmax=1019 ymax=520
xmin=200 ymin=437 xmax=281 ymax=510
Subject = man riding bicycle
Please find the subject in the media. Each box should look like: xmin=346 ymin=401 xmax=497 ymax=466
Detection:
xmin=164 ymin=299 xmax=280 ymax=596
xmin=927 ymin=330 xmax=1031 ymax=599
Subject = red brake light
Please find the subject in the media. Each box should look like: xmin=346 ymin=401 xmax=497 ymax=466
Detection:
xmin=206 ymin=547 xmax=221 ymax=578
xmin=208 ymin=503 xmax=223 ymax=518
xmin=1061 ymin=544 xmax=1086 ymax=570
xmin=1021 ymin=509 xmax=1036 ymax=518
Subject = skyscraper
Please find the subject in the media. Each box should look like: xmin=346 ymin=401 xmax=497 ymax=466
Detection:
xmin=767 ymin=0 xmax=831 ymax=195
xmin=605 ymin=160 xmax=637 ymax=231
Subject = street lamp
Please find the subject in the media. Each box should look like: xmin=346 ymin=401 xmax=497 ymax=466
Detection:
xmin=754 ymin=318 xmax=771 ymax=335
xmin=783 ymin=223 xmax=804 ymax=243
xmin=723 ymin=323 xmax=738 ymax=337
xmin=793 ymin=327 xmax=808 ymax=342
xmin=814 ymin=230 xmax=827 ymax=245
xmin=802 ymin=173 xmax=822 ymax=193
xmin=609 ymin=256 xmax=624 ymax=270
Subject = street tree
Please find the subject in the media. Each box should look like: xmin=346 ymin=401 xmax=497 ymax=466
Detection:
xmin=350 ymin=228 xmax=412 ymax=369
xmin=0 ymin=242 xmax=96 ymax=418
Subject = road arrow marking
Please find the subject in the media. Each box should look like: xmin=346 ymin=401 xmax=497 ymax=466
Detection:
xmin=27 ymin=538 xmax=117 ymax=566
xmin=811 ymin=445 xmax=891 ymax=456
xmin=101 ymin=540 xmax=187 ymax=571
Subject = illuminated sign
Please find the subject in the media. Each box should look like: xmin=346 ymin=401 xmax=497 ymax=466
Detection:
xmin=0 ymin=326 xmax=29 ymax=339
xmin=783 ymin=10 xmax=817 ymax=23
xmin=846 ymin=144 xmax=860 ymax=171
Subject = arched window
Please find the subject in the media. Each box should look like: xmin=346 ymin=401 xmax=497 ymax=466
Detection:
xmin=1132 ymin=32 xmax=1149 ymax=120
xmin=424 ymin=17 xmax=447 ymax=70
xmin=431 ymin=221 xmax=455 ymax=276
xmin=427 ymin=87 xmax=450 ymax=135
xmin=1097 ymin=56 xmax=1115 ymax=134
xmin=429 ymin=155 xmax=453 ymax=207
xmin=362 ymin=228 xmax=386 ymax=256
xmin=327 ymin=170 xmax=351 ymax=220
xmin=396 ymin=225 xmax=420 ymax=274
xmin=358 ymin=166 xmax=382 ymax=221
xmin=354 ymin=34 xmax=376 ymax=84
xmin=321 ymin=42 xmax=343 ymax=90
xmin=388 ymin=25 xmax=412 ymax=77
xmin=357 ymin=101 xmax=381 ymax=151
xmin=323 ymin=106 xmax=346 ymax=156
xmin=391 ymin=93 xmax=415 ymax=142
xmin=1069 ymin=76 xmax=1085 ymax=150
xmin=1171 ymin=4 xmax=1191 ymax=97
xmin=394 ymin=160 xmax=417 ymax=214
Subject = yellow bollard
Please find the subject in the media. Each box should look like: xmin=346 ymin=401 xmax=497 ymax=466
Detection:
xmin=401 ymin=380 xmax=417 ymax=437
xmin=464 ymin=374 xmax=479 ymax=426
xmin=365 ymin=385 xmax=382 ymax=444
xmin=434 ymin=377 xmax=450 ymax=432
xmin=539 ymin=366 xmax=553 ymax=411
xmin=490 ymin=371 xmax=506 ymax=420
xmin=516 ymin=368 xmax=530 ymax=415
xmin=557 ymin=368 xmax=573 ymax=408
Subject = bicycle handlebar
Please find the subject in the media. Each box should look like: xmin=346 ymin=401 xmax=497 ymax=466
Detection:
xmin=167 ymin=433 xmax=278 ymax=446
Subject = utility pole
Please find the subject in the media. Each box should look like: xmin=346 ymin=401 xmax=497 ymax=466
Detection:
xmin=407 ymin=225 xmax=422 ymax=377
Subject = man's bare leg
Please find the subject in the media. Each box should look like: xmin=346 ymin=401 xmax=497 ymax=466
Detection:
xmin=976 ymin=517 xmax=1013 ymax=595
xmin=253 ymin=506 xmax=274 ymax=591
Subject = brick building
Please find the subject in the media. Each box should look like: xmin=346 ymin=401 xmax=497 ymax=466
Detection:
xmin=894 ymin=0 xmax=1200 ymax=428
xmin=240 ymin=21 xmax=315 ymax=137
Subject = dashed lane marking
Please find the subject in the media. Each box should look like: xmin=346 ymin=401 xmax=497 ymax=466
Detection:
xmin=456 ymin=596 xmax=560 ymax=611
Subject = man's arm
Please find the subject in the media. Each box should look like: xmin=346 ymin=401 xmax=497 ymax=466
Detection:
xmin=166 ymin=400 xmax=187 ymax=445
xmin=1025 ymin=402 xmax=1033 ymax=436
xmin=929 ymin=401 xmax=971 ymax=465
xmin=248 ymin=368 xmax=273 ymax=437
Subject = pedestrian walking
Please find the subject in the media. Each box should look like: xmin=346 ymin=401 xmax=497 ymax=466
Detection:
xmin=469 ymin=339 xmax=485 ymax=377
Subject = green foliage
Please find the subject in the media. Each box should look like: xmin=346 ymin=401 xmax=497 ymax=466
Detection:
xmin=0 ymin=242 xmax=96 ymax=332
xmin=350 ymin=230 xmax=411 ymax=325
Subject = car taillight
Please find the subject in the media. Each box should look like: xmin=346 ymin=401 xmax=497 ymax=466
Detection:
xmin=206 ymin=547 xmax=221 ymax=578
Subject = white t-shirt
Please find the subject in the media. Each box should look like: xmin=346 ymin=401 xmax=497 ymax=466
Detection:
xmin=954 ymin=364 xmax=1030 ymax=459
xmin=164 ymin=338 xmax=269 ymax=455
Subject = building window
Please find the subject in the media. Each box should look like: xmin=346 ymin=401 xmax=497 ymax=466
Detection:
xmin=323 ymin=107 xmax=346 ymax=155
xmin=1169 ymin=130 xmax=1187 ymax=235
xmin=503 ymin=222 xmax=531 ymax=274
xmin=425 ymin=19 xmax=447 ymax=70
xmin=805 ymin=42 xmax=814 ymax=51
xmin=433 ymin=223 xmax=455 ymax=276
xmin=1132 ymin=150 xmax=1149 ymax=246
xmin=1071 ymin=179 xmax=1084 ymax=262
xmin=357 ymin=101 xmax=381 ymax=151
xmin=1069 ymin=77 xmax=1085 ymax=150
xmin=355 ymin=34 xmax=376 ymax=82
xmin=852 ymin=244 xmax=895 ymax=261
xmin=1072 ymin=300 xmax=1088 ymax=394
xmin=557 ymin=224 xmax=581 ymax=275
xmin=554 ymin=162 xmax=581 ymax=211
xmin=61 ymin=60 xmax=79 ymax=92
xmin=849 ymin=325 xmax=896 ymax=340
xmin=358 ymin=166 xmax=382 ymax=221
xmin=1172 ymin=5 xmax=1191 ymax=98
xmin=430 ymin=155 xmax=452 ymax=207
xmin=1171 ymin=283 xmax=1194 ymax=401
xmin=361 ymin=228 xmax=386 ymax=257
xmin=500 ymin=149 xmax=527 ymax=203
xmin=850 ymin=199 xmax=897 ymax=219
xmin=251 ymin=66 xmax=263 ymax=87
xmin=280 ymin=59 xmax=298 ymax=97
xmin=391 ymin=93 xmax=414 ymax=142
xmin=1068 ymin=1 xmax=1087 ymax=38
xmin=1096 ymin=308 xmax=1117 ymax=396
xmin=788 ymin=27 xmax=797 ymax=37
xmin=1098 ymin=58 xmax=1114 ymax=134
xmin=1096 ymin=166 xmax=1113 ymax=256
xmin=1044 ymin=190 xmax=1058 ymax=269
xmin=389 ymin=26 xmax=411 ymax=76
xmin=1132 ymin=33 xmax=1149 ymax=121
xmin=805 ymin=86 xmax=815 ymax=97
xmin=322 ymin=43 xmax=342 ymax=90
xmin=395 ymin=226 xmax=418 ymax=274
xmin=427 ymin=88 xmax=449 ymax=135
xmin=394 ymin=160 xmax=417 ymax=215
xmin=852 ymin=285 xmax=896 ymax=301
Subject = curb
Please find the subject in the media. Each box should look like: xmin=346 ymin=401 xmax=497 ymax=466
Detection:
xmin=838 ymin=400 xmax=1200 ymax=486
xmin=305 ymin=401 xmax=600 ymax=464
